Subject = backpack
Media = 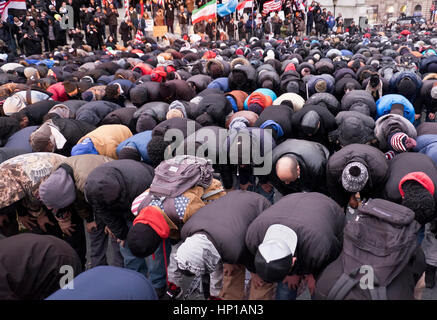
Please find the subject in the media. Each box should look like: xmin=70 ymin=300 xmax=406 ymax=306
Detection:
xmin=327 ymin=198 xmax=420 ymax=300
xmin=132 ymin=155 xmax=225 ymax=232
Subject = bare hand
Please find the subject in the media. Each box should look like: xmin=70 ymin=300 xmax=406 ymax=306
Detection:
xmin=429 ymin=113 xmax=436 ymax=120
xmin=37 ymin=212 xmax=54 ymax=233
xmin=303 ymin=274 xmax=316 ymax=295
xmin=282 ymin=275 xmax=302 ymax=290
xmin=415 ymin=114 xmax=421 ymax=120
xmin=117 ymin=239 xmax=125 ymax=247
xmin=104 ymin=226 xmax=116 ymax=239
xmin=58 ymin=218 xmax=76 ymax=236
xmin=223 ymin=264 xmax=238 ymax=277
xmin=251 ymin=273 xmax=266 ymax=289
xmin=86 ymin=221 xmax=97 ymax=234
xmin=260 ymin=183 xmax=273 ymax=194
xmin=18 ymin=215 xmax=37 ymax=229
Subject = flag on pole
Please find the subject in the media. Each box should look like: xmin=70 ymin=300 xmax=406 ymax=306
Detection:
xmin=140 ymin=0 xmax=144 ymax=16
xmin=217 ymin=0 xmax=238 ymax=17
xmin=192 ymin=0 xmax=217 ymax=24
xmin=157 ymin=0 xmax=164 ymax=7
xmin=124 ymin=0 xmax=129 ymax=18
xmin=262 ymin=0 xmax=282 ymax=15
xmin=0 ymin=0 xmax=26 ymax=21
xmin=236 ymin=0 xmax=253 ymax=13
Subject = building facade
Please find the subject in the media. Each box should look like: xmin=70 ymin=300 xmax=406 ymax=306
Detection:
xmin=364 ymin=0 xmax=435 ymax=24
xmin=318 ymin=0 xmax=368 ymax=27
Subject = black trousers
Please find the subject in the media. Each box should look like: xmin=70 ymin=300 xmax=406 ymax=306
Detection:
xmin=109 ymin=25 xmax=118 ymax=42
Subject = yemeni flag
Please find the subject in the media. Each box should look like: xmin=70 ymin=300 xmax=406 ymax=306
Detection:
xmin=236 ymin=0 xmax=252 ymax=13
xmin=192 ymin=0 xmax=217 ymax=24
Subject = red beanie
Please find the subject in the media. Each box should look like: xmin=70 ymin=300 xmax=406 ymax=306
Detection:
xmin=285 ymin=63 xmax=296 ymax=72
xmin=399 ymin=172 xmax=435 ymax=198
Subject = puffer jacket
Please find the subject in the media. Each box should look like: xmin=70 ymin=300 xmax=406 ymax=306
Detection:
xmin=190 ymin=93 xmax=232 ymax=127
xmin=414 ymin=134 xmax=437 ymax=164
xmin=15 ymin=100 xmax=59 ymax=126
xmin=341 ymin=90 xmax=377 ymax=117
xmin=334 ymin=77 xmax=362 ymax=100
xmin=280 ymin=70 xmax=303 ymax=95
xmin=133 ymin=102 xmax=169 ymax=125
xmin=419 ymin=55 xmax=437 ymax=75
xmin=187 ymin=75 xmax=212 ymax=93
xmin=159 ymin=79 xmax=197 ymax=103
xmin=376 ymin=94 xmax=415 ymax=124
xmin=0 ymin=117 xmax=20 ymax=147
xmin=77 ymin=124 xmax=133 ymax=159
xmin=256 ymin=68 xmax=280 ymax=91
xmin=75 ymin=101 xmax=121 ymax=126
xmin=326 ymin=144 xmax=388 ymax=207
xmin=269 ymin=139 xmax=330 ymax=195
xmin=329 ymin=111 xmax=375 ymax=147
xmin=374 ymin=114 xmax=417 ymax=151
xmin=84 ymin=160 xmax=155 ymax=240
xmin=116 ymin=131 xmax=153 ymax=165
xmin=254 ymin=105 xmax=294 ymax=142
xmin=304 ymin=92 xmax=340 ymax=116
xmin=307 ymin=74 xmax=335 ymax=97
xmin=228 ymin=65 xmax=257 ymax=93
xmin=181 ymin=190 xmax=271 ymax=270
xmin=129 ymin=81 xmax=163 ymax=107
xmin=47 ymin=82 xmax=69 ymax=102
xmin=101 ymin=107 xmax=137 ymax=133
xmin=389 ymin=71 xmax=423 ymax=103
xmin=207 ymin=77 xmax=230 ymax=92
xmin=246 ymin=192 xmax=345 ymax=277
xmin=413 ymin=80 xmax=437 ymax=115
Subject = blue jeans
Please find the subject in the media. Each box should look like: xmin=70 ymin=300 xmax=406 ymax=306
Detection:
xmin=120 ymin=220 xmax=172 ymax=289
xmin=275 ymin=281 xmax=298 ymax=300
xmin=417 ymin=225 xmax=425 ymax=245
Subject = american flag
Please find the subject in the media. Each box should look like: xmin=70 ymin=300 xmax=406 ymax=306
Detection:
xmin=135 ymin=29 xmax=144 ymax=43
xmin=0 ymin=0 xmax=26 ymax=22
xmin=262 ymin=0 xmax=283 ymax=15
xmin=157 ymin=0 xmax=164 ymax=7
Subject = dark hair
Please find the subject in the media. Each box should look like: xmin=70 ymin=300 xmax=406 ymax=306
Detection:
xmin=105 ymin=84 xmax=120 ymax=100
xmin=147 ymin=136 xmax=172 ymax=167
xmin=402 ymin=180 xmax=436 ymax=225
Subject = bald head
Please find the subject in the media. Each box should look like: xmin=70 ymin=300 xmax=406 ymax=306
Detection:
xmin=276 ymin=156 xmax=299 ymax=184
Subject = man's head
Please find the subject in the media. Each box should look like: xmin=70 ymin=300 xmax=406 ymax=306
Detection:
xmin=127 ymin=206 xmax=169 ymax=257
xmin=29 ymin=124 xmax=56 ymax=152
xmin=105 ymin=83 xmax=121 ymax=100
xmin=300 ymin=110 xmax=321 ymax=136
xmin=314 ymin=79 xmax=327 ymax=93
xmin=341 ymin=161 xmax=369 ymax=193
xmin=400 ymin=172 xmax=436 ymax=225
xmin=276 ymin=155 xmax=300 ymax=184
xmin=63 ymin=81 xmax=79 ymax=98
xmin=39 ymin=166 xmax=76 ymax=211
xmin=175 ymin=233 xmax=222 ymax=276
xmin=254 ymin=224 xmax=298 ymax=283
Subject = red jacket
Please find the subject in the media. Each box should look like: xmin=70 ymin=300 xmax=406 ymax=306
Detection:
xmin=47 ymin=82 xmax=69 ymax=102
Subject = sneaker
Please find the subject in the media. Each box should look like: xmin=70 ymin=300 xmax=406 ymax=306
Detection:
xmin=155 ymin=286 xmax=167 ymax=299
xmin=164 ymin=282 xmax=183 ymax=300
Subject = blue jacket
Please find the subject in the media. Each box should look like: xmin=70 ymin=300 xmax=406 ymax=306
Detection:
xmin=243 ymin=88 xmax=277 ymax=109
xmin=4 ymin=126 xmax=38 ymax=153
xmin=389 ymin=72 xmax=422 ymax=103
xmin=108 ymin=79 xmax=136 ymax=95
xmin=116 ymin=131 xmax=153 ymax=165
xmin=414 ymin=134 xmax=437 ymax=163
xmin=376 ymin=94 xmax=415 ymax=124
xmin=327 ymin=16 xmax=335 ymax=28
xmin=207 ymin=77 xmax=230 ymax=92
xmin=46 ymin=266 xmax=158 ymax=300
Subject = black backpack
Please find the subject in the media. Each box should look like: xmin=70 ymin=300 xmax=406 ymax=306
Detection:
xmin=327 ymin=198 xmax=420 ymax=300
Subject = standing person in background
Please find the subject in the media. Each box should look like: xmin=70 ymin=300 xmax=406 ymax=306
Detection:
xmin=296 ymin=11 xmax=305 ymax=38
xmin=272 ymin=11 xmax=282 ymax=38
xmin=226 ymin=17 xmax=236 ymax=40
xmin=321 ymin=8 xmax=328 ymax=35
xmin=206 ymin=19 xmax=215 ymax=41
xmin=238 ymin=16 xmax=246 ymax=41
xmin=178 ymin=5 xmax=188 ymax=35
xmin=186 ymin=0 xmax=195 ymax=25
xmin=336 ymin=16 xmax=344 ymax=34
xmin=129 ymin=6 xmax=139 ymax=34
xmin=165 ymin=0 xmax=175 ymax=34
xmin=314 ymin=8 xmax=323 ymax=36
xmin=327 ymin=11 xmax=335 ymax=34
xmin=119 ymin=17 xmax=133 ymax=47
xmin=95 ymin=6 xmax=108 ymax=40
xmin=107 ymin=5 xmax=119 ymax=43
xmin=246 ymin=14 xmax=254 ymax=39
xmin=306 ymin=1 xmax=315 ymax=35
